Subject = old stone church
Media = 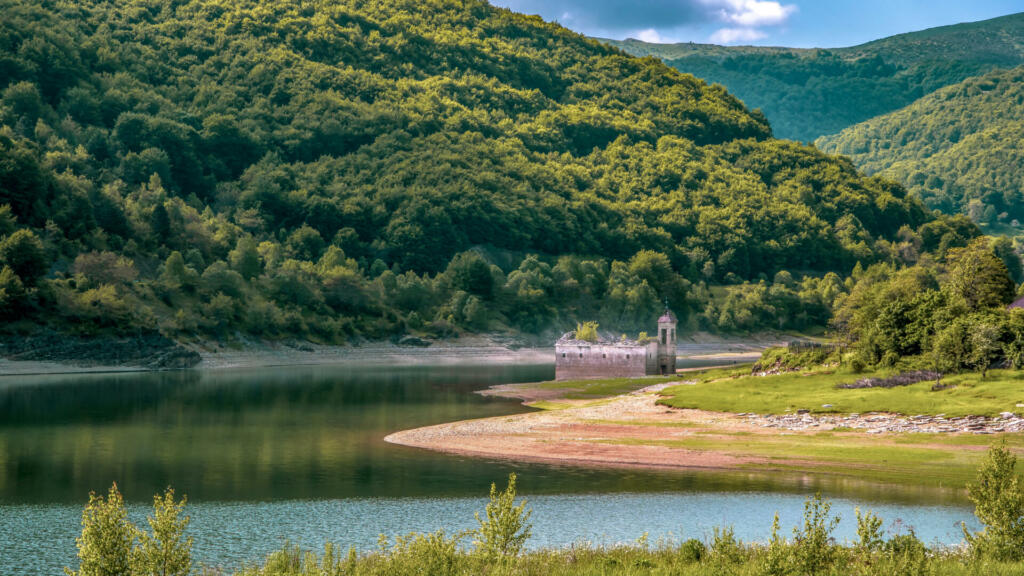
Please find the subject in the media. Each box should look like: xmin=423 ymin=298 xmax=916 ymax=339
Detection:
xmin=554 ymin=310 xmax=677 ymax=381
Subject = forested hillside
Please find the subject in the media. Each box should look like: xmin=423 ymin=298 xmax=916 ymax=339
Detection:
xmin=817 ymin=67 xmax=1024 ymax=230
xmin=606 ymin=12 xmax=1024 ymax=142
xmin=0 ymin=0 xmax=965 ymax=344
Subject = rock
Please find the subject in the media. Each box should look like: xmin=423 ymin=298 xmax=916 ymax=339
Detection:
xmin=1000 ymin=412 xmax=1016 ymax=419
xmin=797 ymin=409 xmax=810 ymax=414
xmin=821 ymin=404 xmax=833 ymax=409
xmin=397 ymin=336 xmax=432 ymax=347
xmin=0 ymin=329 xmax=200 ymax=370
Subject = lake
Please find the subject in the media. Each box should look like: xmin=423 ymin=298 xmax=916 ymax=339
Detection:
xmin=0 ymin=362 xmax=978 ymax=575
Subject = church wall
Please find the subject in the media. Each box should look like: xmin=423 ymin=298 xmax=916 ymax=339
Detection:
xmin=554 ymin=343 xmax=654 ymax=380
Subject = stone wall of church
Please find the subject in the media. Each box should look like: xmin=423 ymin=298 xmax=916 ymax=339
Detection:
xmin=554 ymin=341 xmax=659 ymax=380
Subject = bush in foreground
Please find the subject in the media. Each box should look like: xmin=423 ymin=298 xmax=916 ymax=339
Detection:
xmin=69 ymin=444 xmax=1024 ymax=575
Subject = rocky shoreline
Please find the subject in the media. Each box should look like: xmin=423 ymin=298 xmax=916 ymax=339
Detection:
xmin=0 ymin=330 xmax=200 ymax=373
xmin=740 ymin=411 xmax=1024 ymax=434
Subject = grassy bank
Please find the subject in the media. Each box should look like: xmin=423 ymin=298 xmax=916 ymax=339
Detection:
xmin=657 ymin=366 xmax=1024 ymax=417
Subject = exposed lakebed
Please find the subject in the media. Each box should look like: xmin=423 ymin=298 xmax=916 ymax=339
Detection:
xmin=0 ymin=362 xmax=980 ymax=575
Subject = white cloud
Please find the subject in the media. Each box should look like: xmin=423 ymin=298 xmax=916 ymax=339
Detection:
xmin=635 ymin=28 xmax=667 ymax=43
xmin=712 ymin=0 xmax=797 ymax=27
xmin=709 ymin=27 xmax=768 ymax=43
xmin=492 ymin=0 xmax=797 ymax=45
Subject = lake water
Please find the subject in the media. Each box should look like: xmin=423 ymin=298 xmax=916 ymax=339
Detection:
xmin=0 ymin=363 xmax=979 ymax=575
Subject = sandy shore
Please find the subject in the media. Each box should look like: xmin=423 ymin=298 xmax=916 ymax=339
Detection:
xmin=385 ymin=383 xmax=785 ymax=473
xmin=385 ymin=379 xmax=1000 ymax=484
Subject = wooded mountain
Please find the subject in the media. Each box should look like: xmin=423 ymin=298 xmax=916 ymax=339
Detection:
xmin=605 ymin=12 xmax=1024 ymax=142
xmin=0 ymin=0 xmax=967 ymax=343
xmin=816 ymin=67 xmax=1024 ymax=230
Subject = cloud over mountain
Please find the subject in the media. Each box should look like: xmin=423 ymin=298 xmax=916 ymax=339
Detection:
xmin=491 ymin=0 xmax=797 ymax=44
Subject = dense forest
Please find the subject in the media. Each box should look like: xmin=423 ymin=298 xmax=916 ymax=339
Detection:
xmin=0 ymin=0 xmax=973 ymax=344
xmin=606 ymin=12 xmax=1024 ymax=142
xmin=817 ymin=67 xmax=1024 ymax=231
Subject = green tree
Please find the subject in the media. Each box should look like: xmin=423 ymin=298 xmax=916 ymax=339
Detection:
xmin=0 ymin=265 xmax=26 ymax=318
xmin=473 ymin=473 xmax=532 ymax=561
xmin=228 ymin=237 xmax=262 ymax=280
xmin=445 ymin=251 xmax=494 ymax=299
xmin=993 ymin=237 xmax=1023 ymax=284
xmin=964 ymin=441 xmax=1024 ymax=560
xmin=944 ymin=238 xmax=1016 ymax=311
xmin=970 ymin=321 xmax=1003 ymax=377
xmin=133 ymin=488 xmax=192 ymax=576
xmin=0 ymin=228 xmax=47 ymax=285
xmin=66 ymin=483 xmax=135 ymax=576
xmin=159 ymin=252 xmax=196 ymax=292
xmin=0 ymin=204 xmax=16 ymax=236
xmin=285 ymin=225 xmax=325 ymax=262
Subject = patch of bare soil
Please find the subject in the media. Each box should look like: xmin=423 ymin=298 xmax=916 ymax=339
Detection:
xmin=385 ymin=392 xmax=781 ymax=473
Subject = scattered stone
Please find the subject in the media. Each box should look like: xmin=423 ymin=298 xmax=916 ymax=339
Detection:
xmin=822 ymin=404 xmax=833 ymax=408
xmin=737 ymin=410 xmax=1024 ymax=435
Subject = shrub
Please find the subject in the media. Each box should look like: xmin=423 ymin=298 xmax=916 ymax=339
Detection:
xmin=792 ymin=493 xmax=839 ymax=575
xmin=575 ymin=321 xmax=599 ymax=342
xmin=133 ymin=488 xmax=192 ymax=576
xmin=855 ymin=508 xmax=884 ymax=552
xmin=964 ymin=440 xmax=1024 ymax=560
xmin=473 ymin=473 xmax=532 ymax=561
xmin=66 ymin=484 xmax=135 ymax=576
xmin=883 ymin=531 xmax=929 ymax=576
xmin=760 ymin=512 xmax=791 ymax=576
xmin=710 ymin=526 xmax=745 ymax=564
xmin=677 ymin=538 xmax=706 ymax=563
xmin=384 ymin=530 xmax=463 ymax=576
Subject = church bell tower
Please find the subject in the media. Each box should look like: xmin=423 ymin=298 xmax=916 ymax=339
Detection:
xmin=656 ymin=308 xmax=677 ymax=375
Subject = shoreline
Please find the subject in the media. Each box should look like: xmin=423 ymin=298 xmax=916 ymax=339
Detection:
xmin=0 ymin=339 xmax=552 ymax=377
xmin=0 ymin=332 xmax=785 ymax=377
xmin=385 ymin=379 xmax=1004 ymax=489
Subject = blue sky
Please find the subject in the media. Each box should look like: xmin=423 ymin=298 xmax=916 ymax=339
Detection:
xmin=488 ymin=0 xmax=1023 ymax=47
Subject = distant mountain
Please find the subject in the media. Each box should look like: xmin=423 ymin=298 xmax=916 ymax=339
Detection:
xmin=817 ymin=67 xmax=1024 ymax=229
xmin=605 ymin=12 xmax=1024 ymax=142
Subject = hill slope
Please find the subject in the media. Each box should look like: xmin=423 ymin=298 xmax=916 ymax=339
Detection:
xmin=0 ymin=0 xmax=954 ymax=344
xmin=816 ymin=67 xmax=1024 ymax=228
xmin=606 ymin=12 xmax=1024 ymax=142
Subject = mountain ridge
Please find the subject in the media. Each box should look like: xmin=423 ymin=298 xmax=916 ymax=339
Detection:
xmin=603 ymin=12 xmax=1024 ymax=141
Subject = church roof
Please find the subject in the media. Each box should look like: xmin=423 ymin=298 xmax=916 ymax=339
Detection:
xmin=657 ymin=309 xmax=677 ymax=323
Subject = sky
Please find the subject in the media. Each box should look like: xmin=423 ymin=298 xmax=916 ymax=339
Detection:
xmin=488 ymin=0 xmax=1024 ymax=47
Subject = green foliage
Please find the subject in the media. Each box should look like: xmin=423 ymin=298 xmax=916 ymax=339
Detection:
xmin=792 ymin=493 xmax=839 ymax=575
xmin=820 ymin=67 xmax=1024 ymax=226
xmin=832 ymin=237 xmax=1020 ymax=372
xmin=855 ymin=508 xmax=884 ymax=553
xmin=965 ymin=441 xmax=1024 ymax=561
xmin=610 ymin=13 xmax=1024 ymax=142
xmin=946 ymin=238 xmax=1017 ymax=311
xmin=473 ymin=473 xmax=532 ymax=561
xmin=0 ymin=0 xmax=951 ymax=341
xmin=0 ymin=228 xmax=47 ymax=285
xmin=677 ymin=539 xmax=706 ymax=564
xmin=0 ymin=265 xmax=26 ymax=318
xmin=574 ymin=321 xmax=599 ymax=342
xmin=66 ymin=484 xmax=135 ymax=576
xmin=133 ymin=488 xmax=192 ymax=576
